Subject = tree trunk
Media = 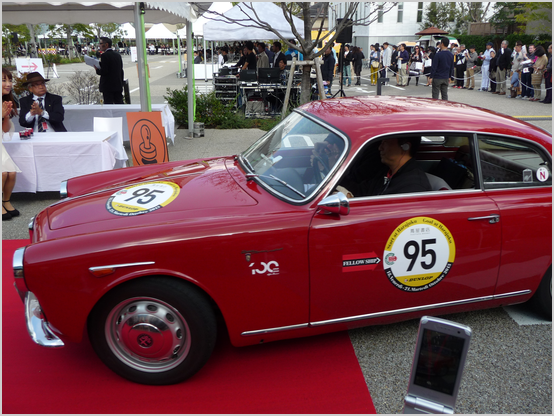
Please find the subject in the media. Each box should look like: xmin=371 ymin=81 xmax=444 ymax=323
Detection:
xmin=300 ymin=65 xmax=313 ymax=104
xmin=299 ymin=3 xmax=315 ymax=104
xmin=26 ymin=24 xmax=38 ymax=58
xmin=66 ymin=26 xmax=75 ymax=59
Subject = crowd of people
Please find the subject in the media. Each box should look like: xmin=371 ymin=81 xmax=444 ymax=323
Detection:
xmin=360 ymin=38 xmax=551 ymax=104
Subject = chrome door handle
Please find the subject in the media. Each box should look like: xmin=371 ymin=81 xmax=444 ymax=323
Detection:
xmin=468 ymin=214 xmax=500 ymax=224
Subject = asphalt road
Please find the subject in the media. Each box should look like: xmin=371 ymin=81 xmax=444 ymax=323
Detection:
xmin=3 ymin=54 xmax=552 ymax=414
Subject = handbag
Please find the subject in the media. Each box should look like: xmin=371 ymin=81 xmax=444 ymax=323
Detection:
xmin=424 ymin=59 xmax=432 ymax=67
xmin=415 ymin=62 xmax=423 ymax=71
xmin=371 ymin=61 xmax=379 ymax=68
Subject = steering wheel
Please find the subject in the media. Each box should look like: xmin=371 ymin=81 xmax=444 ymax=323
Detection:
xmin=312 ymin=155 xmax=330 ymax=184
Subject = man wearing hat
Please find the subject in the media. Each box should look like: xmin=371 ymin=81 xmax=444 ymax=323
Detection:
xmin=19 ymin=72 xmax=67 ymax=132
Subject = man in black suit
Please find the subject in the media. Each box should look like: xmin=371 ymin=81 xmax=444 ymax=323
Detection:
xmin=95 ymin=37 xmax=124 ymax=104
xmin=271 ymin=41 xmax=287 ymax=68
xmin=495 ymin=40 xmax=512 ymax=95
xmin=19 ymin=72 xmax=67 ymax=132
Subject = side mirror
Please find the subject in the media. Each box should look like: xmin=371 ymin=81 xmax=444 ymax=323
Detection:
xmin=317 ymin=192 xmax=350 ymax=216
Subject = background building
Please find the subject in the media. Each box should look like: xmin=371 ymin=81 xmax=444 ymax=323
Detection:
xmin=328 ymin=2 xmax=429 ymax=50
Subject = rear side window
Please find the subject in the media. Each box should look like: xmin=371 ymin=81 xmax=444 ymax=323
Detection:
xmin=477 ymin=135 xmax=552 ymax=189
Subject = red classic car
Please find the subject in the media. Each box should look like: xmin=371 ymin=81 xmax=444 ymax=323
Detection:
xmin=13 ymin=96 xmax=552 ymax=385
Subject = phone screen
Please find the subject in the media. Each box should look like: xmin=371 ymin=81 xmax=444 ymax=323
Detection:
xmin=413 ymin=329 xmax=466 ymax=396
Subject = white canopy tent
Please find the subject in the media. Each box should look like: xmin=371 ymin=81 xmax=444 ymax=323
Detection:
xmin=120 ymin=22 xmax=136 ymax=39
xmin=2 ymin=1 xmax=199 ymax=133
xmin=192 ymin=2 xmax=233 ymax=37
xmin=203 ymin=2 xmax=304 ymax=41
xmin=2 ymin=2 xmax=195 ymax=25
xmin=145 ymin=23 xmax=177 ymax=40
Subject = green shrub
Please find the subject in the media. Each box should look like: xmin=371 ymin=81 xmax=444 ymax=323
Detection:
xmin=165 ymin=86 xmax=301 ymax=130
xmin=59 ymin=57 xmax=83 ymax=65
xmin=165 ymin=86 xmax=249 ymax=129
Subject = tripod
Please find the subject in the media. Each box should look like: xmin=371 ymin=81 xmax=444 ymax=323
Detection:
xmin=332 ymin=43 xmax=346 ymax=98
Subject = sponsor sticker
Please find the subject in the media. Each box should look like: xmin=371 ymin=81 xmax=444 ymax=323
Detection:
xmin=106 ymin=181 xmax=180 ymax=216
xmin=536 ymin=166 xmax=550 ymax=182
xmin=249 ymin=261 xmax=280 ymax=276
xmin=383 ymin=217 xmax=456 ymax=292
xmin=342 ymin=252 xmax=381 ymax=272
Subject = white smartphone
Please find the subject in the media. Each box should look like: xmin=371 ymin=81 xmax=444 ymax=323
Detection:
xmin=403 ymin=316 xmax=472 ymax=414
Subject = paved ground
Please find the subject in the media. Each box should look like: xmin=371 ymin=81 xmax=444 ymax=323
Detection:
xmin=3 ymin=54 xmax=552 ymax=413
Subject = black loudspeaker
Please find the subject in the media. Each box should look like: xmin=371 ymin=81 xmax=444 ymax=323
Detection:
xmin=336 ymin=19 xmax=352 ymax=44
xmin=11 ymin=32 xmax=18 ymax=43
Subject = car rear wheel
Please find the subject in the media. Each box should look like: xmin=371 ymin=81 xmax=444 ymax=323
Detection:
xmin=88 ymin=277 xmax=216 ymax=385
xmin=530 ymin=266 xmax=552 ymax=320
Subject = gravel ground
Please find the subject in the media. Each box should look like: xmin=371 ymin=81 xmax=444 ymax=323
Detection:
xmin=350 ymin=308 xmax=552 ymax=414
xmin=2 ymin=56 xmax=551 ymax=413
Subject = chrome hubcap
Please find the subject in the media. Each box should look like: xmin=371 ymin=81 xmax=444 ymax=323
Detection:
xmin=105 ymin=297 xmax=191 ymax=373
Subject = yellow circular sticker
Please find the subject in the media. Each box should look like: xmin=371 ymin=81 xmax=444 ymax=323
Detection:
xmin=106 ymin=181 xmax=180 ymax=216
xmin=383 ymin=217 xmax=456 ymax=292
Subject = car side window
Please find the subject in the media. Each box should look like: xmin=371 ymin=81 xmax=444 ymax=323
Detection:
xmin=477 ymin=135 xmax=552 ymax=189
xmin=337 ymin=134 xmax=475 ymax=198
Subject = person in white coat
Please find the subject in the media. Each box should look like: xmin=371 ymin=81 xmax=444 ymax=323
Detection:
xmin=479 ymin=42 xmax=495 ymax=91
xmin=382 ymin=42 xmax=392 ymax=80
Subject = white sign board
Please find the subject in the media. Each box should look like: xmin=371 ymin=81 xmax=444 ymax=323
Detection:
xmin=16 ymin=58 xmax=45 ymax=77
xmin=130 ymin=46 xmax=138 ymax=62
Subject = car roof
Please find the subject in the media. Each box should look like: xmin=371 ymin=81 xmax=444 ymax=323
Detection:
xmin=300 ymin=96 xmax=552 ymax=152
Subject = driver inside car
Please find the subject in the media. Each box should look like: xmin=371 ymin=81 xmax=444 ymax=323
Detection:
xmin=340 ymin=137 xmax=432 ymax=197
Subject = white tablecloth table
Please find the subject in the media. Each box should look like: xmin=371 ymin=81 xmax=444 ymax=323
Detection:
xmin=15 ymin=104 xmax=176 ymax=144
xmin=4 ymin=131 xmax=120 ymax=193
xmin=64 ymin=104 xmax=175 ymax=144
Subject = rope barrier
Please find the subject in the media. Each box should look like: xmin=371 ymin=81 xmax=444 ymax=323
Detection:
xmin=348 ymin=64 xmax=552 ymax=90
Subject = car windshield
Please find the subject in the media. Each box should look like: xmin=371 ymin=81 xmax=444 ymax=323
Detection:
xmin=240 ymin=112 xmax=347 ymax=202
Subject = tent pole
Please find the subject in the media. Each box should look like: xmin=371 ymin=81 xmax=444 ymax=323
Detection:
xmin=177 ymin=33 xmax=182 ymax=77
xmin=202 ymin=37 xmax=208 ymax=82
xmin=187 ymin=19 xmax=194 ymax=135
xmin=134 ymin=2 xmax=151 ymax=111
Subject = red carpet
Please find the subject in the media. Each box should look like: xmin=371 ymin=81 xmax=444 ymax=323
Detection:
xmin=2 ymin=239 xmax=375 ymax=414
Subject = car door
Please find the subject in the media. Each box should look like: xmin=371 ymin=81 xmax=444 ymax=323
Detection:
xmin=308 ymin=135 xmax=503 ymax=325
xmin=475 ymin=134 xmax=552 ymax=295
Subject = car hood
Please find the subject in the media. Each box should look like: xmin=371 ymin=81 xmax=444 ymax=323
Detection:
xmin=47 ymin=158 xmax=257 ymax=231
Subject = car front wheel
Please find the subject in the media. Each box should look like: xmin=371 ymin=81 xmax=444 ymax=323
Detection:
xmin=88 ymin=277 xmax=216 ymax=385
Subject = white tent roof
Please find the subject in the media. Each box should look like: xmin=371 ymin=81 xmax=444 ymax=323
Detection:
xmin=145 ymin=23 xmax=177 ymax=40
xmin=120 ymin=22 xmax=136 ymax=39
xmin=203 ymin=2 xmax=303 ymax=41
xmin=2 ymin=2 xmax=196 ymax=24
xmin=192 ymin=2 xmax=233 ymax=37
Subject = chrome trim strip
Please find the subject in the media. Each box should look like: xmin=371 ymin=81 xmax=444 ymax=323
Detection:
xmin=240 ymin=290 xmax=533 ymax=336
xmin=241 ymin=323 xmax=309 ymax=337
xmin=28 ymin=216 xmax=35 ymax=231
xmin=310 ymin=290 xmax=532 ymax=327
xmin=89 ymin=261 xmax=155 ymax=273
xmin=25 ymin=292 xmax=64 ymax=348
xmin=493 ymin=290 xmax=532 ymax=299
xmin=60 ymin=180 xmax=68 ymax=198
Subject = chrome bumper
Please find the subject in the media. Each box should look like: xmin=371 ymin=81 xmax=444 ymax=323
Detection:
xmin=24 ymin=292 xmax=64 ymax=348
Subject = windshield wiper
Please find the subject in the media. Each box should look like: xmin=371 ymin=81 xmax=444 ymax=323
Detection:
xmin=245 ymin=173 xmax=306 ymax=198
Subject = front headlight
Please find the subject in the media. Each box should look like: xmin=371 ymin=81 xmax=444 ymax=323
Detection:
xmin=60 ymin=180 xmax=68 ymax=198
xmin=13 ymin=247 xmax=28 ymax=302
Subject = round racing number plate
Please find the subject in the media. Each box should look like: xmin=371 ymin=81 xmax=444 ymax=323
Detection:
xmin=107 ymin=181 xmax=180 ymax=216
xmin=383 ymin=217 xmax=456 ymax=292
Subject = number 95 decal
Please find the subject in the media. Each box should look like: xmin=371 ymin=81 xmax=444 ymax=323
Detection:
xmin=107 ymin=181 xmax=180 ymax=216
xmin=383 ymin=217 xmax=456 ymax=292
